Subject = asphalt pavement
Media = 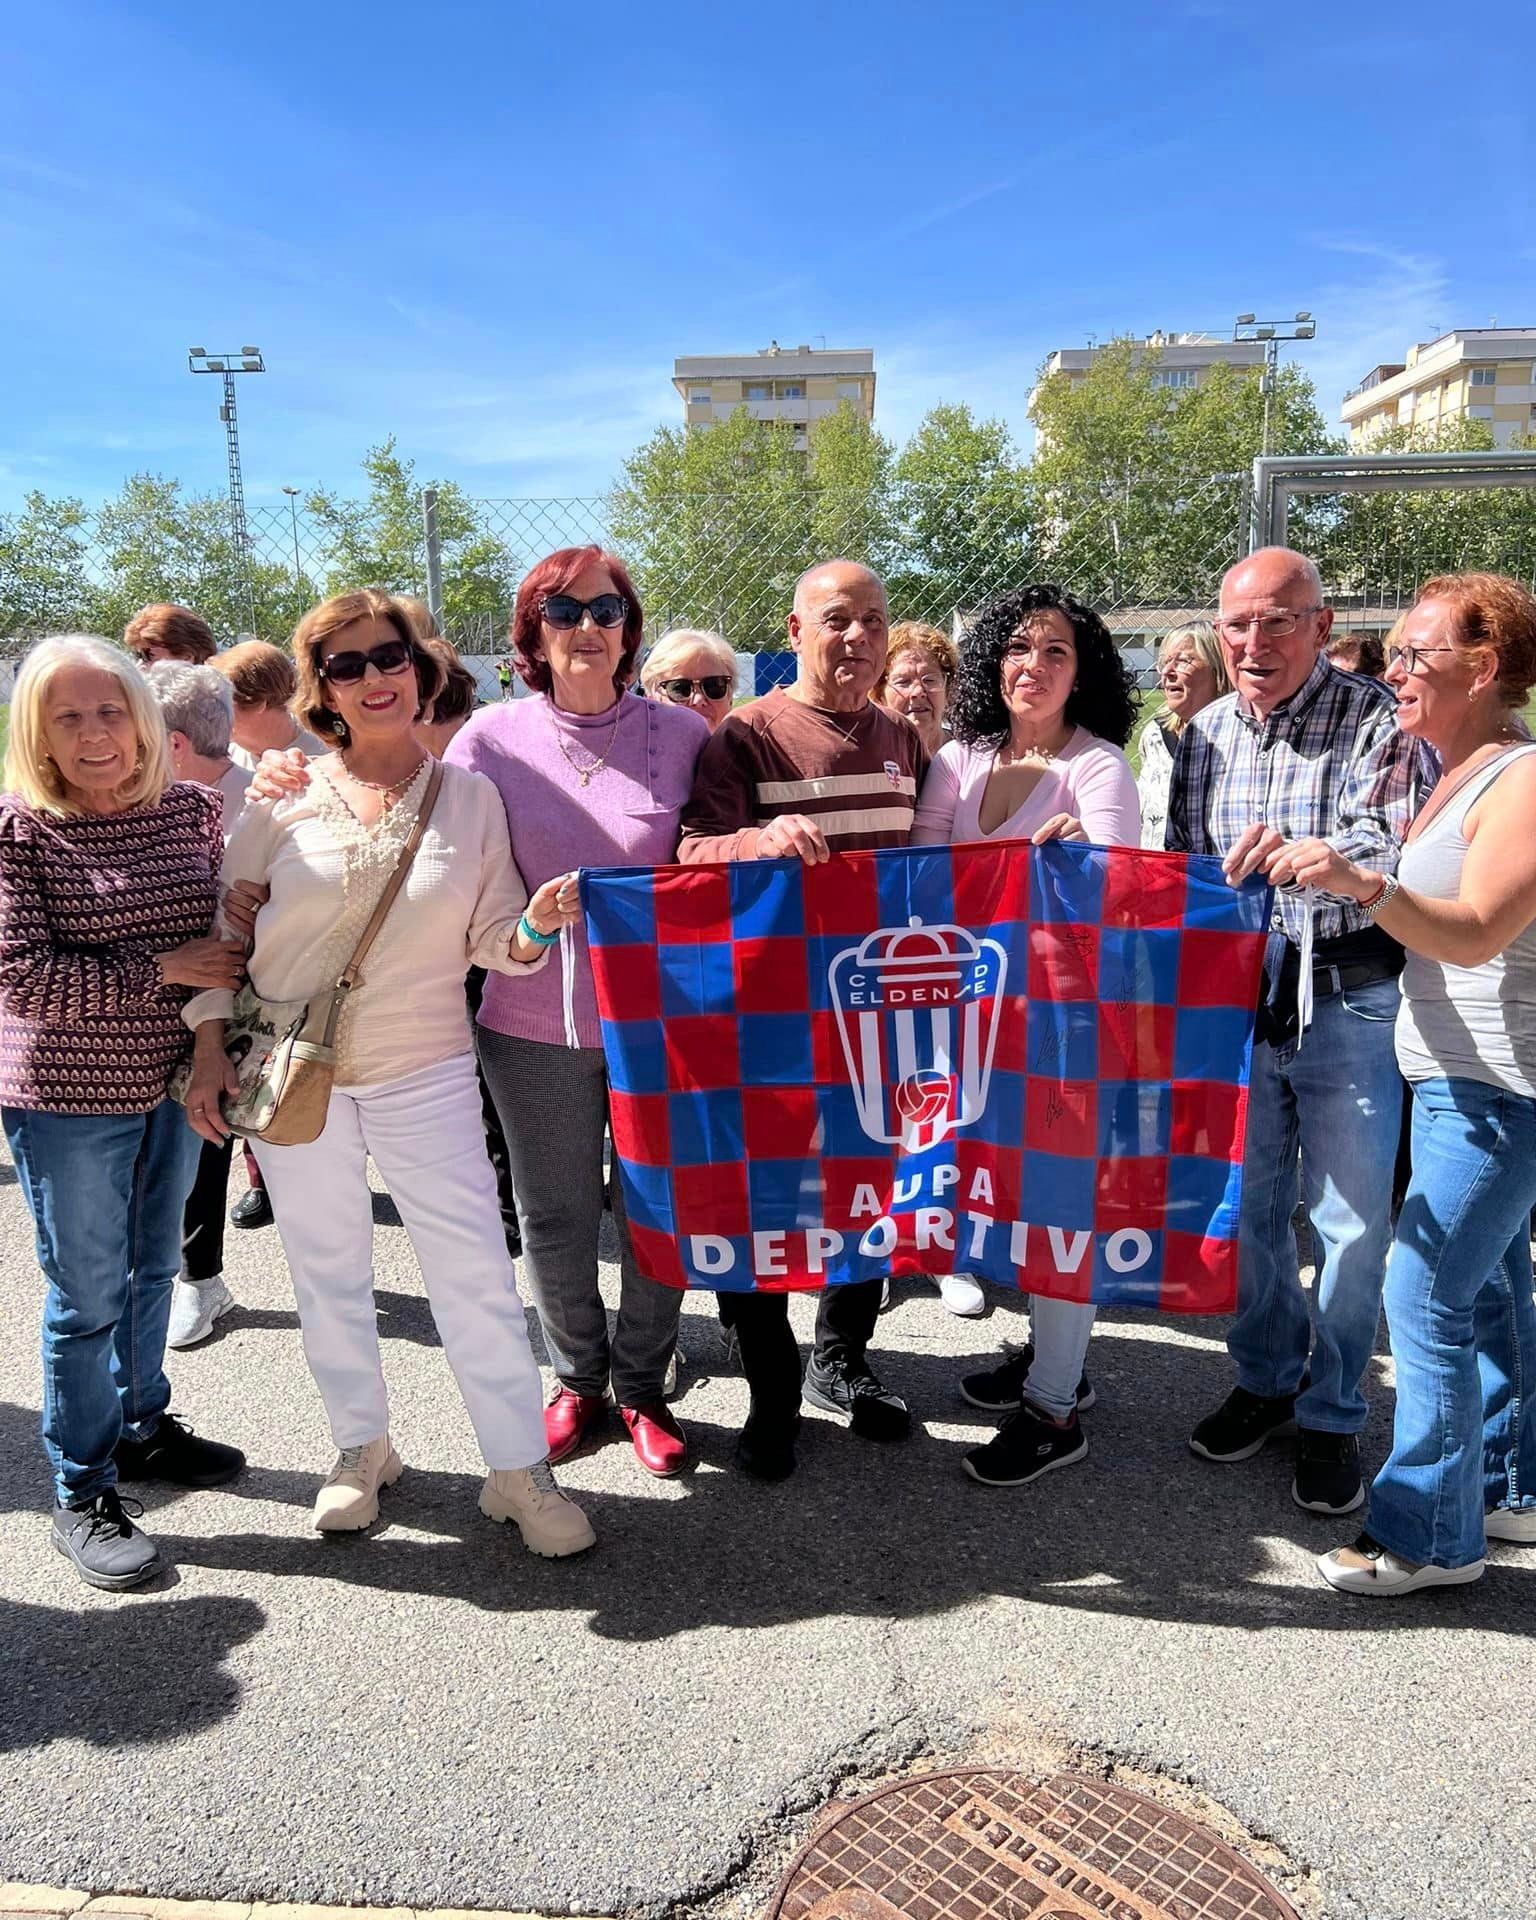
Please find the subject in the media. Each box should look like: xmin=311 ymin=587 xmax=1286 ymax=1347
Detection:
xmin=2 ymin=1147 xmax=1534 ymax=1920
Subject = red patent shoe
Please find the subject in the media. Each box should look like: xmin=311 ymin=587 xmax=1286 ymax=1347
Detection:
xmin=619 ymin=1401 xmax=688 ymax=1477
xmin=544 ymin=1386 xmax=606 ymax=1464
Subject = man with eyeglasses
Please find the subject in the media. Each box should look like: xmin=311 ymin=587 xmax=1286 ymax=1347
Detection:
xmin=1168 ymin=546 xmax=1429 ymax=1518
xmin=678 ymin=559 xmax=926 ymax=1481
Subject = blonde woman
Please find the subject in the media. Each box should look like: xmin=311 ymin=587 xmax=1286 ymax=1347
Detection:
xmin=1137 ymin=621 xmax=1225 ymax=848
xmin=0 ymin=636 xmax=247 ymax=1590
xmin=640 ymin=627 xmax=738 ymax=732
xmin=876 ymin=620 xmax=959 ymax=757
xmin=183 ymin=590 xmax=594 ymax=1559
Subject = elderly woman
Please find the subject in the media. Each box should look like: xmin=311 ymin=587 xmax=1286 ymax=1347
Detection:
xmin=124 ymin=602 xmax=218 ymax=667
xmin=215 ymin=639 xmax=326 ymax=771
xmin=914 ymin=583 xmax=1140 ymax=1490
xmin=416 ymin=636 xmax=483 ymax=758
xmin=143 ymin=661 xmax=253 ymax=1349
xmin=183 ymin=590 xmax=592 ymax=1558
xmin=1259 ymin=575 xmax=1536 ymax=1596
xmin=640 ymin=627 xmax=737 ymax=732
xmin=1136 ymin=621 xmax=1224 ymax=849
xmin=876 ymin=620 xmax=959 ymax=758
xmin=0 ymin=636 xmax=247 ymax=1590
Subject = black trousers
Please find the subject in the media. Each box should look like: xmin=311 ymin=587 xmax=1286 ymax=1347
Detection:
xmin=716 ymin=1278 xmax=883 ymax=1423
xmin=467 ymin=968 xmax=521 ymax=1258
xmin=181 ymin=1135 xmax=234 ymax=1282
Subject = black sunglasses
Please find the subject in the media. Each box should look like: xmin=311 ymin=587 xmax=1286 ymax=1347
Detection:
xmin=660 ymin=676 xmax=731 ymax=701
xmin=318 ymin=637 xmax=416 ymax=684
xmin=540 ymin=592 xmax=628 ymax=631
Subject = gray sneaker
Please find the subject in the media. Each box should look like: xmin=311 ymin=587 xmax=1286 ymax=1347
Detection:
xmin=52 ymin=1489 xmax=163 ymax=1590
xmin=166 ymin=1274 xmax=235 ymax=1349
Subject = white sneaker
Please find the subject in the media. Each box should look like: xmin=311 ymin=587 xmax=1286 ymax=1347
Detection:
xmin=166 ymin=1274 xmax=235 ymax=1349
xmin=312 ymin=1436 xmax=402 ymax=1531
xmin=937 ymin=1273 xmax=987 ymax=1317
xmin=479 ymin=1461 xmax=596 ymax=1558
xmin=1485 ymin=1506 xmax=1536 ymax=1543
xmin=1317 ymin=1540 xmax=1484 ymax=1596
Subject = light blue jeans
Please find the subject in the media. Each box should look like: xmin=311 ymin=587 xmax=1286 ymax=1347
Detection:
xmin=5 ymin=1098 xmax=203 ymax=1505
xmin=1366 ymin=1076 xmax=1536 ymax=1569
xmin=1023 ymin=1299 xmax=1096 ymax=1420
xmin=1229 ymin=976 xmax=1402 ymax=1431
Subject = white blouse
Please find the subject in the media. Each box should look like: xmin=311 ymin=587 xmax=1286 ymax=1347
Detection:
xmin=184 ymin=759 xmax=546 ymax=1087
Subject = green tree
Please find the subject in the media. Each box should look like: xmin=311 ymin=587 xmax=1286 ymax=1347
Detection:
xmin=0 ymin=490 xmax=96 ymax=637
xmin=888 ymin=404 xmax=1033 ymax=621
xmin=88 ymin=474 xmax=285 ymax=642
xmin=306 ymin=438 xmax=519 ymax=644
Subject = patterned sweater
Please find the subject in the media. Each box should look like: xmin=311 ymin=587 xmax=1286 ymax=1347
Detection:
xmin=0 ymin=783 xmax=224 ymax=1114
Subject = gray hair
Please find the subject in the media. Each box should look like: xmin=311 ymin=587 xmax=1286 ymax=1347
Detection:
xmin=144 ymin=660 xmax=234 ymax=758
xmin=640 ymin=628 xmax=738 ymax=695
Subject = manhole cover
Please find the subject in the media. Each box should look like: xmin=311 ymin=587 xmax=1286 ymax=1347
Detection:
xmin=764 ymin=1768 xmax=1300 ymax=1920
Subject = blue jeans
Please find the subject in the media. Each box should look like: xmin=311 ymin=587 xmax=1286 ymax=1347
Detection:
xmin=1366 ymin=1077 xmax=1536 ymax=1569
xmin=1024 ymin=1298 xmax=1096 ymax=1421
xmin=1230 ymin=976 xmax=1402 ymax=1431
xmin=5 ymin=1098 xmax=203 ymax=1505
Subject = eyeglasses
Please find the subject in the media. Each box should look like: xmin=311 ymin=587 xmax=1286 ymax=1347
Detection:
xmin=540 ymin=592 xmax=628 ymax=631
xmin=1216 ymin=607 xmax=1322 ymax=642
xmin=318 ymin=637 xmax=416 ymax=684
xmin=659 ymin=676 xmax=731 ymax=702
xmin=889 ymin=672 xmax=946 ymax=693
xmin=1387 ymin=645 xmax=1457 ymax=676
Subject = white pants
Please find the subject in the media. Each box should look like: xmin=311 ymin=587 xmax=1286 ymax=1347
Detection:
xmin=254 ymin=1052 xmax=547 ymax=1470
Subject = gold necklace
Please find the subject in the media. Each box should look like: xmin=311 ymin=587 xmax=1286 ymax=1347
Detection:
xmin=338 ymin=756 xmax=427 ymax=798
xmin=554 ymin=704 xmax=623 ymax=787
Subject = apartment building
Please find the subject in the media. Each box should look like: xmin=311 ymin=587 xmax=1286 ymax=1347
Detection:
xmin=1030 ymin=331 xmax=1266 ymax=403
xmin=1342 ymin=329 xmax=1536 ymax=447
xmin=672 ymin=343 xmax=876 ymax=451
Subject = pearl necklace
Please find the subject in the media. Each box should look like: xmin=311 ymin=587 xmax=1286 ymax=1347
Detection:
xmin=337 ymin=756 xmax=428 ymax=799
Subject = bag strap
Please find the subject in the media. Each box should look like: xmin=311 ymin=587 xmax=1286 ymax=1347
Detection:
xmin=338 ymin=759 xmax=445 ymax=992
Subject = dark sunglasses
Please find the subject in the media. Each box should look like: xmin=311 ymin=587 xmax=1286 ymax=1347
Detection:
xmin=318 ymin=637 xmax=416 ymax=684
xmin=540 ymin=592 xmax=628 ymax=631
xmin=660 ymin=676 xmax=731 ymax=702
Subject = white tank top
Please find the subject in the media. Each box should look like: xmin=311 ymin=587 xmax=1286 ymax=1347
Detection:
xmin=1395 ymin=743 xmax=1536 ymax=1096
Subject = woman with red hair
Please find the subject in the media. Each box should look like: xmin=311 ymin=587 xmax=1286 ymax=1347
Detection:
xmin=446 ymin=547 xmax=709 ymax=1478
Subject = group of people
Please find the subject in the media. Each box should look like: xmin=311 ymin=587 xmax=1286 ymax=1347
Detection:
xmin=4 ymin=541 xmax=1535 ymax=1606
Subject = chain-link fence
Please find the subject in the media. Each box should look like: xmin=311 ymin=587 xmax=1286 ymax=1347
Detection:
xmin=4 ymin=460 xmax=1535 ymax=692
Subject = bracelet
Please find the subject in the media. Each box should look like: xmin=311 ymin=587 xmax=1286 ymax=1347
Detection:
xmin=518 ymin=912 xmax=560 ymax=948
xmin=1359 ymin=874 xmax=1399 ymax=922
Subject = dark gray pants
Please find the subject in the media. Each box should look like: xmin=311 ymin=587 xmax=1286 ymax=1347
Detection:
xmin=477 ymin=1027 xmax=681 ymax=1406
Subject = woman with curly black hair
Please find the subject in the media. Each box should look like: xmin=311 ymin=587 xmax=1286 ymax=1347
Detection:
xmin=914 ymin=581 xmax=1139 ymax=1491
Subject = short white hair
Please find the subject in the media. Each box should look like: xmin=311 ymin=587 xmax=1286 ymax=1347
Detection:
xmin=145 ymin=660 xmax=234 ymax=758
xmin=5 ymin=635 xmax=173 ymax=817
xmin=640 ymin=628 xmax=738 ymax=695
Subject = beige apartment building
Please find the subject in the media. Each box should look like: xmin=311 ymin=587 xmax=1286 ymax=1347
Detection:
xmin=672 ymin=343 xmax=876 ymax=450
xmin=1342 ymin=328 xmax=1536 ymax=447
xmin=1028 ymin=332 xmax=1267 ymax=447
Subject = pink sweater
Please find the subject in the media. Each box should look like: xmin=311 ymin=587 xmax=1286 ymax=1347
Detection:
xmin=911 ymin=729 xmax=1140 ymax=848
xmin=445 ymin=692 xmax=708 ymax=1049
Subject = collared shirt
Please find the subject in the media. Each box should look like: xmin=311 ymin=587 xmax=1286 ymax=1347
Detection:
xmin=1166 ymin=656 xmax=1432 ymax=944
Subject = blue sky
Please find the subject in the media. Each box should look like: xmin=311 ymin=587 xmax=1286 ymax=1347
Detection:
xmin=0 ymin=1 xmax=1526 ymax=513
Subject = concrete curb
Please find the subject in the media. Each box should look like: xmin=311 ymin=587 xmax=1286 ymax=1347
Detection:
xmin=0 ymin=1892 xmax=604 ymax=1920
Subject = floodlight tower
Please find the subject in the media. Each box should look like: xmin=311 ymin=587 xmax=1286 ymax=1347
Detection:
xmin=1233 ymin=312 xmax=1316 ymax=458
xmin=188 ymin=345 xmax=264 ymax=561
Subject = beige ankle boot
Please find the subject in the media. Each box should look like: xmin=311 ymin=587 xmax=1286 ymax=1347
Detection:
xmin=312 ymin=1436 xmax=402 ymax=1531
xmin=479 ymin=1460 xmax=596 ymax=1557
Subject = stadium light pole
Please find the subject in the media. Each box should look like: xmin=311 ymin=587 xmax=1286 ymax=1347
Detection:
xmin=188 ymin=345 xmax=264 ymax=628
xmin=1233 ymin=312 xmax=1316 ymax=459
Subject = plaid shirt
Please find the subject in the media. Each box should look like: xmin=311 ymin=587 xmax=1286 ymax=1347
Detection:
xmin=1166 ymin=656 xmax=1432 ymax=945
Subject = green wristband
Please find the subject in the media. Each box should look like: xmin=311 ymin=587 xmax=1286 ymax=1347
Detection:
xmin=519 ymin=912 xmax=560 ymax=948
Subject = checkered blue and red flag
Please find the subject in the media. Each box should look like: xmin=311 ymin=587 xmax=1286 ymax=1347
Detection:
xmin=581 ymin=843 xmax=1271 ymax=1312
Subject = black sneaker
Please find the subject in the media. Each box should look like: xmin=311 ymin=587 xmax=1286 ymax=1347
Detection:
xmin=963 ymin=1406 xmax=1088 ymax=1487
xmin=229 ymin=1186 xmax=273 ymax=1229
xmin=52 ymin=1489 xmax=162 ymax=1591
xmin=803 ymin=1354 xmax=911 ymax=1441
xmin=114 ymin=1412 xmax=245 ymax=1489
xmin=1293 ymin=1429 xmax=1365 ymax=1515
xmin=958 ymin=1344 xmax=1096 ymax=1415
xmin=735 ymin=1409 xmax=800 ymax=1482
xmin=1188 ymin=1385 xmax=1299 ymax=1462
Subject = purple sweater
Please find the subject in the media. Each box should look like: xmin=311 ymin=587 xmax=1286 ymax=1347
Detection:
xmin=445 ymin=692 xmax=708 ymax=1049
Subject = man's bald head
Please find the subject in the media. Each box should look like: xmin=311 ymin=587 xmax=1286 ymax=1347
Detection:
xmin=787 ymin=559 xmax=890 ymax=712
xmin=1217 ymin=545 xmax=1333 ymax=717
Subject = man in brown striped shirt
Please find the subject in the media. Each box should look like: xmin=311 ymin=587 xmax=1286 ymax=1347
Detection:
xmin=679 ymin=560 xmax=928 ymax=1481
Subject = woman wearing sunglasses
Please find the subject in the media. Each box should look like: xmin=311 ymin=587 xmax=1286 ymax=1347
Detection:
xmin=181 ymin=589 xmax=594 ymax=1559
xmin=445 ymin=548 xmax=710 ymax=1479
xmin=640 ymin=628 xmax=738 ymax=732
